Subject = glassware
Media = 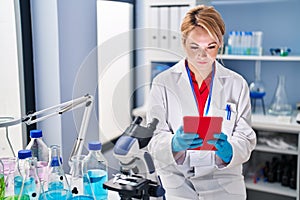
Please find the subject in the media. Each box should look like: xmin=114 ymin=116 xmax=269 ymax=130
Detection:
xmin=82 ymin=141 xmax=108 ymax=200
xmin=70 ymin=155 xmax=93 ymax=200
xmin=249 ymin=62 xmax=266 ymax=114
xmin=268 ymin=75 xmax=292 ymax=116
xmin=1 ymin=157 xmax=17 ymax=198
xmin=13 ymin=150 xmax=41 ymax=200
xmin=25 ymin=130 xmax=49 ymax=183
xmin=0 ymin=117 xmax=16 ymax=158
xmin=40 ymin=145 xmax=71 ymax=200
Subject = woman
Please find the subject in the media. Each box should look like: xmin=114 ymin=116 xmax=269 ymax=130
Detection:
xmin=146 ymin=5 xmax=256 ymax=200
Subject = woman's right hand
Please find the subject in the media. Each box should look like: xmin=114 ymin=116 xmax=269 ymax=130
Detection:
xmin=171 ymin=126 xmax=203 ymax=152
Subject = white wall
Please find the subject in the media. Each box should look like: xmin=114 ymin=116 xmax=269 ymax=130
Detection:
xmin=0 ymin=0 xmax=24 ymax=157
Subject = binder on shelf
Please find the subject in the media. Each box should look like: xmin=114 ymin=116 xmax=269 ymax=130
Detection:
xmin=148 ymin=6 xmax=159 ymax=48
xmin=159 ymin=6 xmax=169 ymax=49
xmin=170 ymin=6 xmax=181 ymax=51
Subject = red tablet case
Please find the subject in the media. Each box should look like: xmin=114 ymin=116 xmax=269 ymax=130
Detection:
xmin=183 ymin=116 xmax=223 ymax=151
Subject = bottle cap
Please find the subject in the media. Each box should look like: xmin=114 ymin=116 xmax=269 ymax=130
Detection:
xmin=88 ymin=141 xmax=102 ymax=151
xmin=30 ymin=130 xmax=43 ymax=138
xmin=18 ymin=150 xmax=32 ymax=159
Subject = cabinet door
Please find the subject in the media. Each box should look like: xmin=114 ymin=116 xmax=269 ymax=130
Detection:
xmin=244 ymin=129 xmax=298 ymax=199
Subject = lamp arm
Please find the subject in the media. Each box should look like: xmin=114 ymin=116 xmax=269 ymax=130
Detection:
xmin=0 ymin=94 xmax=94 ymax=161
xmin=69 ymin=95 xmax=94 ymax=162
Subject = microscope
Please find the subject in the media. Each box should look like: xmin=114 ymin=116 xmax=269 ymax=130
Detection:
xmin=103 ymin=117 xmax=165 ymax=200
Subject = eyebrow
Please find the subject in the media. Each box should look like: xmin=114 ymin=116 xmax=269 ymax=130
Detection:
xmin=189 ymin=42 xmax=218 ymax=46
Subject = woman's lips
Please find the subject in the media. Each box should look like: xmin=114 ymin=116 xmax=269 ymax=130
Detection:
xmin=197 ymin=60 xmax=209 ymax=65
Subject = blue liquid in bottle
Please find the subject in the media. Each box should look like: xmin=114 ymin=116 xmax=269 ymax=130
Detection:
xmin=83 ymin=169 xmax=108 ymax=200
xmin=40 ymin=190 xmax=71 ymax=200
xmin=40 ymin=181 xmax=72 ymax=200
xmin=48 ymin=181 xmax=64 ymax=191
xmin=71 ymin=195 xmax=94 ymax=200
xmin=14 ymin=176 xmax=37 ymax=199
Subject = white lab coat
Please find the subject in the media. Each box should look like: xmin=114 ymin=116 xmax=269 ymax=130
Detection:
xmin=146 ymin=59 xmax=256 ymax=200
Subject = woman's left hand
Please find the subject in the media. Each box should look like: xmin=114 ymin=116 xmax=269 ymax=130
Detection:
xmin=207 ymin=132 xmax=233 ymax=163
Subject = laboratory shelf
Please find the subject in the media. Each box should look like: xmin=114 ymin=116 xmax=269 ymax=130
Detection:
xmin=217 ymin=54 xmax=300 ymax=61
xmin=254 ymin=144 xmax=298 ymax=155
xmin=252 ymin=114 xmax=300 ymax=134
xmin=245 ymin=179 xmax=297 ymax=198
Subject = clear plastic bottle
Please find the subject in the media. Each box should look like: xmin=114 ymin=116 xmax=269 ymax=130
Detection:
xmin=82 ymin=141 xmax=108 ymax=200
xmin=40 ymin=145 xmax=71 ymax=200
xmin=13 ymin=150 xmax=41 ymax=200
xmin=25 ymin=130 xmax=49 ymax=182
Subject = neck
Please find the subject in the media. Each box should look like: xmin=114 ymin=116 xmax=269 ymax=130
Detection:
xmin=188 ymin=62 xmax=213 ymax=82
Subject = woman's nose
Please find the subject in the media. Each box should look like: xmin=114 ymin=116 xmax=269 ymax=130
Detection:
xmin=197 ymin=48 xmax=207 ymax=57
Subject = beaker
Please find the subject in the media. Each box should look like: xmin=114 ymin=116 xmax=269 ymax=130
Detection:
xmin=69 ymin=155 xmax=93 ymax=200
xmin=268 ymin=75 xmax=292 ymax=116
xmin=1 ymin=157 xmax=17 ymax=198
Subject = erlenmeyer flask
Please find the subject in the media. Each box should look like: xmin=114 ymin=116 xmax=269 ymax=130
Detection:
xmin=268 ymin=75 xmax=292 ymax=116
xmin=249 ymin=62 xmax=266 ymax=114
xmin=40 ymin=145 xmax=72 ymax=200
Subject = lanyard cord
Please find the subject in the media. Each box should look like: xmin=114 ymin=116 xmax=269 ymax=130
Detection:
xmin=185 ymin=61 xmax=215 ymax=116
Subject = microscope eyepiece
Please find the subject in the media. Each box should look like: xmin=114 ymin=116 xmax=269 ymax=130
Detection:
xmin=148 ymin=118 xmax=159 ymax=131
xmin=132 ymin=116 xmax=143 ymax=125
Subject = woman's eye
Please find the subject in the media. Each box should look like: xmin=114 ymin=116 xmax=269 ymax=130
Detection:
xmin=190 ymin=46 xmax=199 ymax=50
xmin=207 ymin=45 xmax=217 ymax=50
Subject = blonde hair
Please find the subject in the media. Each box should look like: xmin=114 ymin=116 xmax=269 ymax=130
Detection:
xmin=181 ymin=5 xmax=225 ymax=47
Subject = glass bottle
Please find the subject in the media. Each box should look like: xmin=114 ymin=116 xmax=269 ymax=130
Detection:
xmin=82 ymin=141 xmax=108 ymax=200
xmin=25 ymin=130 xmax=49 ymax=182
xmin=69 ymin=155 xmax=93 ymax=200
xmin=40 ymin=145 xmax=71 ymax=200
xmin=13 ymin=150 xmax=41 ymax=200
xmin=268 ymin=75 xmax=292 ymax=116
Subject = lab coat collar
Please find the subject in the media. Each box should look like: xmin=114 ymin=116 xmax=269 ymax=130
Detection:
xmin=171 ymin=59 xmax=198 ymax=115
xmin=209 ymin=61 xmax=227 ymax=114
